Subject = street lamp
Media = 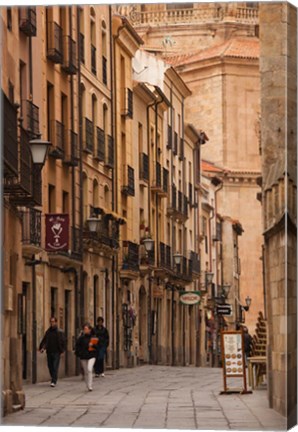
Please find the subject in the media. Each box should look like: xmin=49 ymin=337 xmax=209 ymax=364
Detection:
xmin=222 ymin=284 xmax=231 ymax=299
xmin=173 ymin=252 xmax=182 ymax=266
xmin=205 ymin=271 xmax=214 ymax=286
xmin=87 ymin=216 xmax=101 ymax=232
xmin=29 ymin=139 xmax=51 ymax=166
xmin=243 ymin=295 xmax=252 ymax=311
xmin=143 ymin=236 xmax=154 ymax=253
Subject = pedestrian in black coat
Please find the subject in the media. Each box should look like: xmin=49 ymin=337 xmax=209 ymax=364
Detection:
xmin=94 ymin=317 xmax=109 ymax=377
xmin=39 ymin=317 xmax=66 ymax=387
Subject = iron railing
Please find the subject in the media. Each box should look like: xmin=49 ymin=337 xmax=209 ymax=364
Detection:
xmin=21 ymin=99 xmax=40 ymax=138
xmin=31 ymin=165 xmax=42 ymax=206
xmin=79 ymin=33 xmax=85 ymax=63
xmin=167 ymin=124 xmax=172 ymax=149
xmin=102 ymin=56 xmax=107 ymax=85
xmin=155 ymin=162 xmax=162 ymax=187
xmin=122 ymin=165 xmax=135 ymax=196
xmin=172 ymin=185 xmax=177 ymax=210
xmin=179 ymin=137 xmax=184 ymax=161
xmin=189 ymin=182 xmax=193 ymax=206
xmin=163 ymin=168 xmax=169 ymax=193
xmin=106 ymin=135 xmax=114 ymax=168
xmin=178 ymin=190 xmax=183 ymax=213
xmin=3 ymin=93 xmax=18 ymax=177
xmin=190 ymin=251 xmax=200 ymax=273
xmin=21 ymin=208 xmax=41 ymax=245
xmin=140 ymin=152 xmax=149 ymax=182
xmin=72 ymin=226 xmax=82 ymax=258
xmin=19 ymin=7 xmax=37 ymax=36
xmin=63 ymin=130 xmax=79 ymax=166
xmin=173 ymin=131 xmax=178 ymax=155
xmin=91 ymin=44 xmax=96 ymax=74
xmin=20 ymin=127 xmax=32 ymax=194
xmin=160 ymin=242 xmax=172 ymax=269
xmin=96 ymin=127 xmax=105 ymax=161
xmin=62 ymin=36 xmax=77 ymax=74
xmin=84 ymin=117 xmax=94 ymax=153
xmin=122 ymin=241 xmax=139 ymax=271
xmin=47 ymin=21 xmax=63 ymax=64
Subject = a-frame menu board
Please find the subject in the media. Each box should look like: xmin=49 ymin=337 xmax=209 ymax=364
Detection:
xmin=220 ymin=330 xmax=252 ymax=394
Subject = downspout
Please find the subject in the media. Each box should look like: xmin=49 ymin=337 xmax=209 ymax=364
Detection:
xmin=193 ymin=143 xmax=200 ymax=367
xmin=109 ymin=5 xmax=117 ymax=371
xmin=170 ymin=84 xmax=175 ymax=367
xmin=181 ymin=96 xmax=186 ymax=367
xmin=77 ymin=7 xmax=84 ymax=351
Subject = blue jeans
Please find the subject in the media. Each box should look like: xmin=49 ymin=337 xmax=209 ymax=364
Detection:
xmin=95 ymin=346 xmax=106 ymax=374
xmin=47 ymin=352 xmax=60 ymax=384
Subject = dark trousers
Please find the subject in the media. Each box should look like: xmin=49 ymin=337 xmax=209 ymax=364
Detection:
xmin=95 ymin=346 xmax=106 ymax=374
xmin=47 ymin=352 xmax=60 ymax=383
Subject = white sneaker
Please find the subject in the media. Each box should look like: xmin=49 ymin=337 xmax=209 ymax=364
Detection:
xmin=100 ymin=373 xmax=105 ymax=377
xmin=88 ymin=387 xmax=93 ymax=391
xmin=50 ymin=383 xmax=56 ymax=387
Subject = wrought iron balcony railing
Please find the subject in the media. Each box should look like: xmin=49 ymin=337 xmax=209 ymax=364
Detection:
xmin=140 ymin=152 xmax=149 ymax=182
xmin=84 ymin=117 xmax=94 ymax=153
xmin=184 ymin=194 xmax=188 ymax=216
xmin=21 ymin=208 xmax=41 ymax=246
xmin=122 ymin=165 xmax=135 ymax=196
xmin=155 ymin=162 xmax=162 ymax=188
xmin=49 ymin=120 xmax=65 ymax=159
xmin=122 ymin=241 xmax=139 ymax=272
xmin=105 ymin=135 xmax=114 ymax=168
xmin=171 ymin=185 xmax=177 ymax=211
xmin=96 ymin=127 xmax=105 ymax=161
xmin=189 ymin=182 xmax=193 ymax=206
xmin=163 ymin=167 xmax=169 ymax=193
xmin=3 ymin=93 xmax=18 ymax=177
xmin=63 ymin=130 xmax=79 ymax=166
xmin=167 ymin=124 xmax=172 ymax=149
xmin=190 ymin=251 xmax=200 ymax=274
xmin=19 ymin=7 xmax=37 ymax=36
xmin=179 ymin=137 xmax=184 ymax=161
xmin=122 ymin=88 xmax=133 ymax=118
xmin=72 ymin=226 xmax=82 ymax=258
xmin=102 ymin=56 xmax=107 ymax=85
xmin=21 ymin=99 xmax=40 ymax=139
xmin=47 ymin=21 xmax=63 ymax=64
xmin=160 ymin=242 xmax=172 ymax=270
xmin=91 ymin=44 xmax=96 ymax=74
xmin=178 ymin=190 xmax=183 ymax=213
xmin=62 ymin=36 xmax=78 ymax=74
xmin=79 ymin=33 xmax=85 ymax=64
xmin=173 ymin=131 xmax=178 ymax=155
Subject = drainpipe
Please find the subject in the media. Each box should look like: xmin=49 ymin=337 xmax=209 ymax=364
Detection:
xmin=181 ymin=96 xmax=186 ymax=367
xmin=76 ymin=6 xmax=84 ymax=348
xmin=169 ymin=84 xmax=175 ymax=367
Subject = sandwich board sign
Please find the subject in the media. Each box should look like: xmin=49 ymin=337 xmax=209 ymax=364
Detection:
xmin=220 ymin=330 xmax=252 ymax=395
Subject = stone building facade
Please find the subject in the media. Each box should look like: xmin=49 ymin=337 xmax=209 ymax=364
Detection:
xmin=259 ymin=2 xmax=297 ymax=423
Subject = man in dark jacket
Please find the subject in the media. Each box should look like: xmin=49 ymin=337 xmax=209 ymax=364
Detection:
xmin=39 ymin=317 xmax=65 ymax=387
xmin=94 ymin=317 xmax=109 ymax=377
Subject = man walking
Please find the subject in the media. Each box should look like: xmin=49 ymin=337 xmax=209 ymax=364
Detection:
xmin=39 ymin=317 xmax=66 ymax=387
xmin=94 ymin=317 xmax=109 ymax=377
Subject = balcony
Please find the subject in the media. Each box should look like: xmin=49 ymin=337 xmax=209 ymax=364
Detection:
xmin=63 ymin=130 xmax=79 ymax=167
xmin=47 ymin=21 xmax=63 ymax=64
xmin=5 ymin=127 xmax=42 ymax=206
xmin=105 ymin=135 xmax=114 ymax=168
xmin=122 ymin=88 xmax=133 ymax=119
xmin=83 ymin=208 xmax=120 ymax=253
xmin=190 ymin=251 xmax=200 ymax=278
xmin=163 ymin=167 xmax=169 ymax=193
xmin=3 ymin=93 xmax=18 ymax=178
xmin=120 ymin=241 xmax=139 ymax=279
xmin=151 ymin=162 xmax=167 ymax=197
xmin=139 ymin=152 xmax=149 ymax=183
xmin=173 ymin=132 xmax=178 ymax=155
xmin=49 ymin=120 xmax=65 ymax=159
xmin=189 ymin=182 xmax=193 ymax=206
xmin=91 ymin=44 xmax=96 ymax=75
xmin=21 ymin=99 xmax=40 ymax=139
xmin=79 ymin=33 xmax=85 ymax=64
xmin=179 ymin=137 xmax=184 ymax=161
xmin=19 ymin=7 xmax=37 ymax=37
xmin=21 ymin=208 xmax=42 ymax=255
xmin=122 ymin=165 xmax=135 ymax=196
xmin=167 ymin=125 xmax=172 ymax=150
xmin=95 ymin=127 xmax=105 ymax=161
xmin=83 ymin=117 xmax=94 ymax=154
xmin=102 ymin=56 xmax=107 ymax=85
xmin=167 ymin=186 xmax=188 ymax=221
xmin=159 ymin=242 xmax=172 ymax=273
xmin=62 ymin=36 xmax=78 ymax=75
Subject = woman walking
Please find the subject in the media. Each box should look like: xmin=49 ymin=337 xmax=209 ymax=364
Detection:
xmin=75 ymin=323 xmax=98 ymax=391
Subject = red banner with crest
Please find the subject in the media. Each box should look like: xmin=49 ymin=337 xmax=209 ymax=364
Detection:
xmin=45 ymin=214 xmax=69 ymax=252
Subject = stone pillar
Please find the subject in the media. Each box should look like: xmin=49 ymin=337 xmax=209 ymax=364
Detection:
xmin=259 ymin=2 xmax=297 ymax=424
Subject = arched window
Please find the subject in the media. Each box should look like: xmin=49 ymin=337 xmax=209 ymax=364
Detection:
xmin=104 ymin=184 xmax=110 ymax=209
xmin=93 ymin=178 xmax=99 ymax=208
xmin=79 ymin=7 xmax=85 ymax=64
xmin=90 ymin=8 xmax=96 ymax=75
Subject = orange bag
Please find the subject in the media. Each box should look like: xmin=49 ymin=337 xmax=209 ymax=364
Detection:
xmin=88 ymin=337 xmax=99 ymax=351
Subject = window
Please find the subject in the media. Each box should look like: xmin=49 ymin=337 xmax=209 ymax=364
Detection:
xmin=7 ymin=8 xmax=12 ymax=31
xmin=79 ymin=8 xmax=85 ymax=63
xmin=47 ymin=82 xmax=54 ymax=141
xmin=48 ymin=184 xmax=56 ymax=213
xmin=90 ymin=8 xmax=96 ymax=75
xmin=62 ymin=191 xmax=69 ymax=213
xmin=93 ymin=179 xmax=99 ymax=207
xmin=102 ymin=20 xmax=107 ymax=85
xmin=51 ymin=287 xmax=58 ymax=317
xmin=138 ymin=123 xmax=143 ymax=152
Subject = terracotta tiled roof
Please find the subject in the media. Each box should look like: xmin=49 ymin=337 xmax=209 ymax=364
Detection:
xmin=201 ymin=160 xmax=224 ymax=173
xmin=166 ymin=37 xmax=259 ymax=67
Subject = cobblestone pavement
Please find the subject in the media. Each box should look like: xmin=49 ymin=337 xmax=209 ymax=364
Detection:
xmin=1 ymin=366 xmax=286 ymax=430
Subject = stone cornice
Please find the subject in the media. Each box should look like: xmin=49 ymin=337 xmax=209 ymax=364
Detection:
xmin=263 ymin=212 xmax=297 ymax=240
xmin=205 ymin=169 xmax=262 ymax=186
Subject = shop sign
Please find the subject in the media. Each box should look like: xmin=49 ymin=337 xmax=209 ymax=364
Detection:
xmin=153 ymin=286 xmax=164 ymax=298
xmin=179 ymin=291 xmax=201 ymax=305
xmin=217 ymin=304 xmax=232 ymax=316
xmin=45 ymin=214 xmax=69 ymax=251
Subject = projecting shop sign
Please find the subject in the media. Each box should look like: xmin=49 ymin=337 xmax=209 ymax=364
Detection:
xmin=45 ymin=214 xmax=69 ymax=251
xmin=179 ymin=291 xmax=201 ymax=305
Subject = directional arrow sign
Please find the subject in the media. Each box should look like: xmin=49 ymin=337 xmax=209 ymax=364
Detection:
xmin=217 ymin=304 xmax=232 ymax=316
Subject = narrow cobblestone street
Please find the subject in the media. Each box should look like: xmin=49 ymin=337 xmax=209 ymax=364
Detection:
xmin=1 ymin=366 xmax=286 ymax=430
